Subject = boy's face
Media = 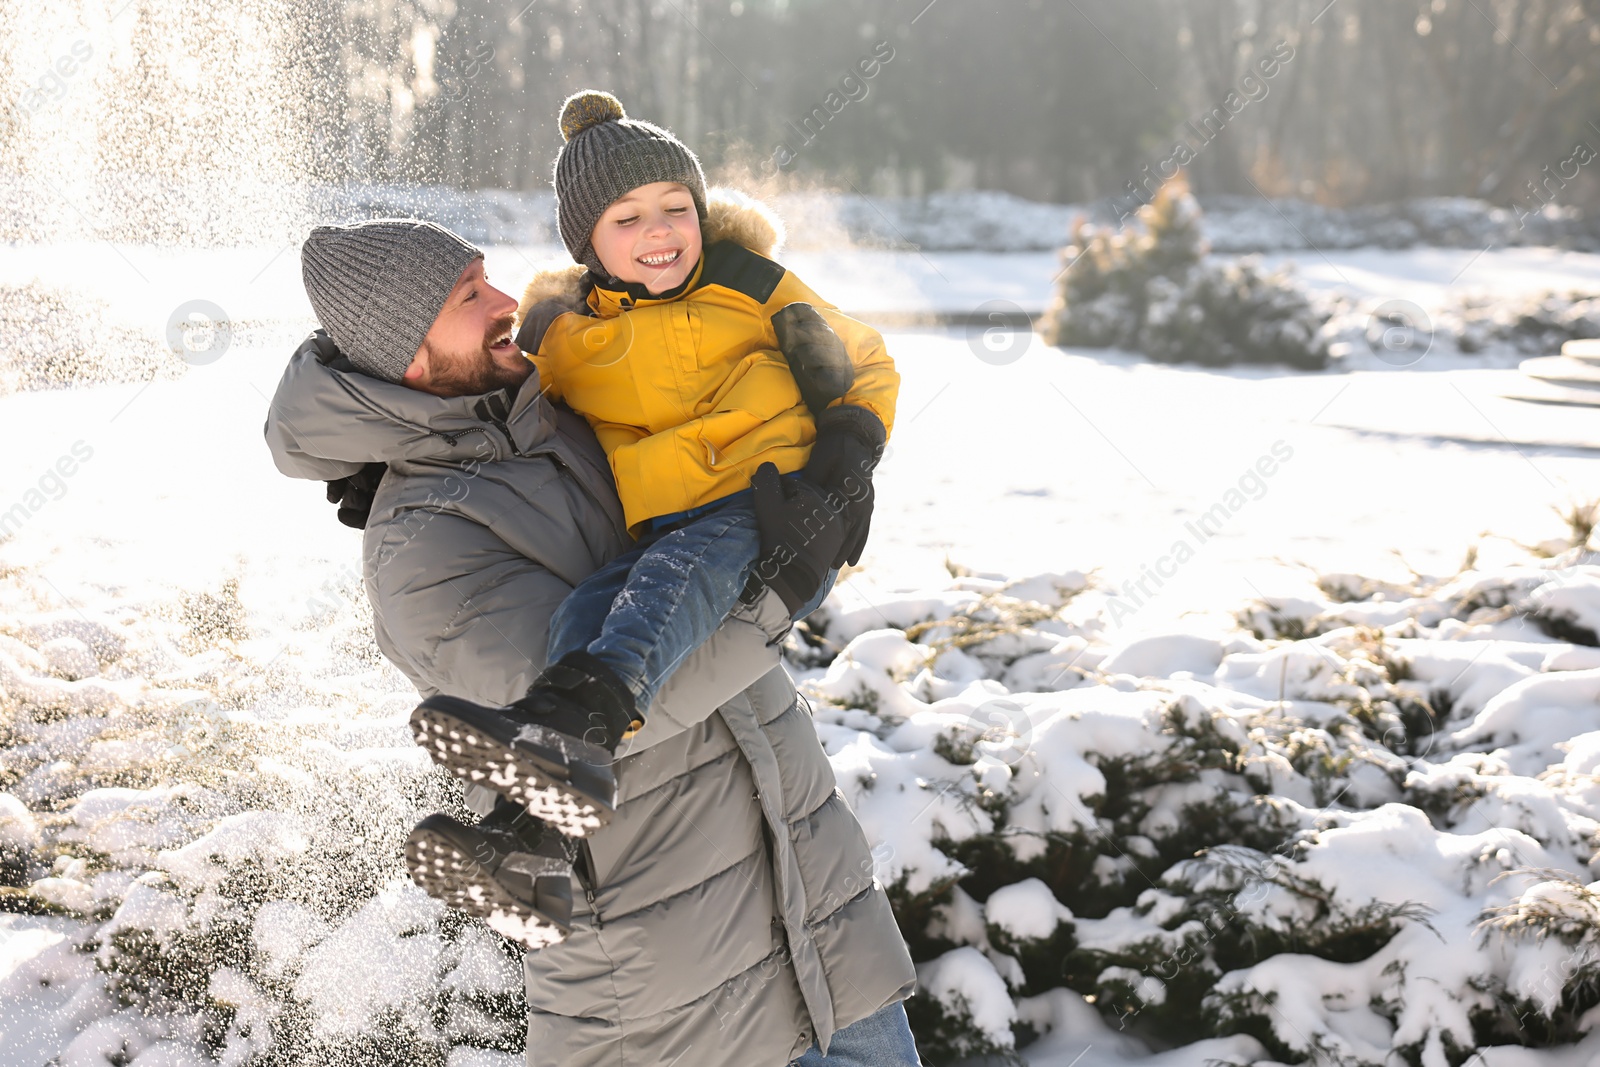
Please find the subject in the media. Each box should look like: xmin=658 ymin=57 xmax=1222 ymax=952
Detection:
xmin=402 ymin=258 xmax=529 ymax=397
xmin=590 ymin=181 xmax=702 ymax=294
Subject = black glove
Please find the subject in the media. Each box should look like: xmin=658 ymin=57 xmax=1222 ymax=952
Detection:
xmin=746 ymin=462 xmax=849 ymax=616
xmin=801 ymin=405 xmax=886 ymax=568
xmin=772 ymin=303 xmax=854 ymax=416
xmin=325 ymin=462 xmax=388 ymax=530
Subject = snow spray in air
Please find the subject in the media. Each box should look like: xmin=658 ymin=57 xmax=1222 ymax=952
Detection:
xmin=0 ymin=0 xmax=325 ymax=248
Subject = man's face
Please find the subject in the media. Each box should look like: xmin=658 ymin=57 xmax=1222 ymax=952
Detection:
xmin=590 ymin=182 xmax=702 ymax=294
xmin=402 ymin=259 xmax=530 ymax=398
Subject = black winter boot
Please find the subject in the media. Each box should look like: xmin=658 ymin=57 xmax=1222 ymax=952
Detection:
xmin=409 ymin=652 xmax=643 ymax=838
xmin=405 ymin=809 xmax=573 ymax=946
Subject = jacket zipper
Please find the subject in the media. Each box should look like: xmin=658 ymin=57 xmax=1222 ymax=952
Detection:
xmin=489 ymin=416 xmax=528 ymax=458
xmin=470 ymin=391 xmax=537 ymax=459
xmin=566 ymin=837 xmax=603 ymax=929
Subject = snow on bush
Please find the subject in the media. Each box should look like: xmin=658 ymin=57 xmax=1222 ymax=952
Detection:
xmin=1440 ymin=290 xmax=1600 ymax=356
xmin=1312 ymin=288 xmax=1600 ymax=365
xmin=784 ymin=535 xmax=1600 ymax=1064
xmin=0 ymin=569 xmax=524 ymax=1066
xmin=1039 ymin=176 xmax=1333 ymax=370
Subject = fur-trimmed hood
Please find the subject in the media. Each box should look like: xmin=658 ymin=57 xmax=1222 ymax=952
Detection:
xmin=517 ymin=188 xmax=785 ymax=322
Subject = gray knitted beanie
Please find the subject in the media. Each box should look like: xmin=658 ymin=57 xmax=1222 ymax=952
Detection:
xmin=300 ymin=219 xmax=483 ymax=383
xmin=552 ymin=90 xmax=707 ymax=277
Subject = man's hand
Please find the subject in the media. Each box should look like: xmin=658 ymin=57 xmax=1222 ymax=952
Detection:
xmin=326 ymin=462 xmax=388 ymax=530
xmin=772 ymin=303 xmax=854 ymax=416
xmin=800 ymin=405 xmax=885 ymax=568
xmin=746 ymin=462 xmax=848 ymax=616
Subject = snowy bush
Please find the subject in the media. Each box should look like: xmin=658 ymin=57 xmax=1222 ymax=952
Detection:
xmin=0 ymin=568 xmax=525 ymax=1066
xmin=1313 ymin=287 xmax=1600 ymax=365
xmin=785 ymin=535 xmax=1600 ymax=1064
xmin=1040 ymin=176 xmax=1332 ymax=369
xmin=1443 ymin=290 xmax=1600 ymax=356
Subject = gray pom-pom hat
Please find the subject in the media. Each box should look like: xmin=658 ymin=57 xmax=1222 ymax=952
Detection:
xmin=551 ymin=89 xmax=708 ymax=278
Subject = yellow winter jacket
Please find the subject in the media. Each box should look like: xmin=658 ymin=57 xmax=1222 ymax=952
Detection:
xmin=514 ymin=191 xmax=898 ymax=537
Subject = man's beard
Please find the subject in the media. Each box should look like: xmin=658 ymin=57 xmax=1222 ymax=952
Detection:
xmin=422 ymin=315 xmax=531 ymax=397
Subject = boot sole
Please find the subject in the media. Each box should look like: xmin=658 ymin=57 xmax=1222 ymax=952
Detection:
xmin=410 ymin=696 xmax=617 ymax=837
xmin=405 ymin=819 xmax=573 ymax=947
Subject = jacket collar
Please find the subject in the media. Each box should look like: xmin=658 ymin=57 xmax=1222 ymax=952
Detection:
xmin=587 ymin=254 xmax=706 ymax=318
xmin=269 ymin=338 xmax=561 ymax=468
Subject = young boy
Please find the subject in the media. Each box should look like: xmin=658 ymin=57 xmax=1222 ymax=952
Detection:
xmin=409 ymin=91 xmax=897 ymax=851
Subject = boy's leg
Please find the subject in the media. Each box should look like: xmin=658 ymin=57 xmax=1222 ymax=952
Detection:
xmin=789 ymin=1002 xmax=921 ymax=1066
xmin=409 ymin=542 xmax=651 ymax=840
xmin=577 ymin=499 xmax=763 ymax=712
xmin=546 ymin=539 xmax=650 ymax=664
xmin=410 ymin=501 xmax=761 ymax=838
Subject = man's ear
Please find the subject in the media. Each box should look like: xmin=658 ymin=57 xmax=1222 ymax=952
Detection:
xmin=400 ymin=345 xmax=427 ymax=385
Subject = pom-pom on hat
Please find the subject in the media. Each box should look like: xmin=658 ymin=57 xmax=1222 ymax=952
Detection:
xmin=551 ymin=89 xmax=707 ymax=277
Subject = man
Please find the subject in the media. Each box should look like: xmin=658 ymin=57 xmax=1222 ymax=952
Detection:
xmin=264 ymin=218 xmax=920 ymax=1066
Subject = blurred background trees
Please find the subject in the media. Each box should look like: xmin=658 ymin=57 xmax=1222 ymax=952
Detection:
xmin=281 ymin=0 xmax=1600 ymax=210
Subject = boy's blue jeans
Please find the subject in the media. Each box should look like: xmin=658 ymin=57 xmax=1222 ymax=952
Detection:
xmin=791 ymin=1002 xmax=921 ymax=1065
xmin=547 ymin=496 xmax=836 ymax=713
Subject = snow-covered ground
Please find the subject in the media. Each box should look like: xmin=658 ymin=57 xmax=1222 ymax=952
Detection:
xmin=3 ymin=237 xmax=1600 ymax=1065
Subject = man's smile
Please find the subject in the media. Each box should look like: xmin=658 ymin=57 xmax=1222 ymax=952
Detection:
xmin=487 ymin=319 xmax=517 ymax=355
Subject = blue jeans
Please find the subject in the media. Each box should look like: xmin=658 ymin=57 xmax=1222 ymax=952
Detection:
xmin=548 ymin=497 xmax=836 ymax=712
xmin=791 ymin=1002 xmax=921 ymax=1066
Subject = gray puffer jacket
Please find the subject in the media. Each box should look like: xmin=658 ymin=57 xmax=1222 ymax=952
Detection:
xmin=263 ymin=340 xmax=916 ymax=1065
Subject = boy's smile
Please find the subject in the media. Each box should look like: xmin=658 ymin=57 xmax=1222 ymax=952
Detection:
xmin=637 ymin=249 xmax=681 ymax=268
xmin=590 ymin=181 xmax=702 ymax=294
